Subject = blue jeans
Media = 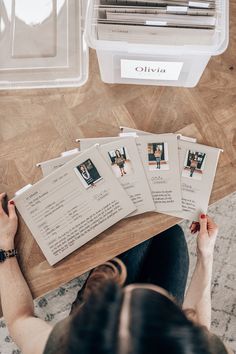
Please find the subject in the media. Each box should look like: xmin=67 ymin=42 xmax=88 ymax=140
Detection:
xmin=118 ymin=225 xmax=189 ymax=305
xmin=71 ymin=225 xmax=189 ymax=314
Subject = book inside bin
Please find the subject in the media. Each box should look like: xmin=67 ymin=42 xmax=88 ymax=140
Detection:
xmin=0 ymin=0 xmax=229 ymax=89
xmin=85 ymin=0 xmax=229 ymax=87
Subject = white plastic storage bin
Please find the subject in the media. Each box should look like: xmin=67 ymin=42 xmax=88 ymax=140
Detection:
xmin=0 ymin=0 xmax=229 ymax=89
xmin=85 ymin=0 xmax=229 ymax=87
xmin=0 ymin=0 xmax=88 ymax=89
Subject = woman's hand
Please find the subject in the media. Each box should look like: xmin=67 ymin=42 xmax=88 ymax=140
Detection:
xmin=190 ymin=214 xmax=219 ymax=260
xmin=0 ymin=192 xmax=18 ymax=249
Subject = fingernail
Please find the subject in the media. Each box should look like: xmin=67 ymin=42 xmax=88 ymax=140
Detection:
xmin=201 ymin=214 xmax=206 ymax=219
xmin=9 ymin=200 xmax=15 ymax=205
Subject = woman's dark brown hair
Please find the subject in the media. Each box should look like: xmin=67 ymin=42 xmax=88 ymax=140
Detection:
xmin=115 ymin=150 xmax=122 ymax=158
xmin=66 ymin=280 xmax=215 ymax=354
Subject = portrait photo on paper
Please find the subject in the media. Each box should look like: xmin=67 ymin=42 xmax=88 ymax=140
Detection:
xmin=182 ymin=150 xmax=206 ymax=181
xmin=74 ymin=159 xmax=103 ymax=189
xmin=147 ymin=142 xmax=170 ymax=171
xmin=107 ymin=147 xmax=133 ymax=178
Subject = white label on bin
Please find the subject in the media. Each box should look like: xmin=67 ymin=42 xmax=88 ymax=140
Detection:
xmin=146 ymin=21 xmax=167 ymax=26
xmin=189 ymin=1 xmax=210 ymax=8
xmin=121 ymin=60 xmax=183 ymax=81
xmin=167 ymin=6 xmax=188 ymax=12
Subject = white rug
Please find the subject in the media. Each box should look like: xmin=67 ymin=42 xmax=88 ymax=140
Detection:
xmin=0 ymin=192 xmax=235 ymax=354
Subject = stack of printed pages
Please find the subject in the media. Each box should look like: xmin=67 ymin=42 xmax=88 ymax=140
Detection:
xmin=14 ymin=127 xmax=222 ymax=265
xmin=96 ymin=0 xmax=217 ymax=42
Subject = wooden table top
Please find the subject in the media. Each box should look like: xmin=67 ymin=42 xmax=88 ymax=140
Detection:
xmin=0 ymin=1 xmax=236 ymax=303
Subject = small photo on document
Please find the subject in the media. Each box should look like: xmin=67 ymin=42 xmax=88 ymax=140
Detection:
xmin=74 ymin=159 xmax=103 ymax=189
xmin=107 ymin=147 xmax=133 ymax=178
xmin=147 ymin=143 xmax=170 ymax=171
xmin=182 ymin=150 xmax=206 ymax=181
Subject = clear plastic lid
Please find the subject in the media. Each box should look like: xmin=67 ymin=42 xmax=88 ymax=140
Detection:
xmin=0 ymin=0 xmax=88 ymax=89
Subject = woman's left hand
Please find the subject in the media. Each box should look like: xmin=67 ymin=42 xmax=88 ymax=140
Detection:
xmin=0 ymin=192 xmax=18 ymax=249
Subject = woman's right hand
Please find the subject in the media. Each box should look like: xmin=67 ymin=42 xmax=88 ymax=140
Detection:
xmin=194 ymin=214 xmax=219 ymax=260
